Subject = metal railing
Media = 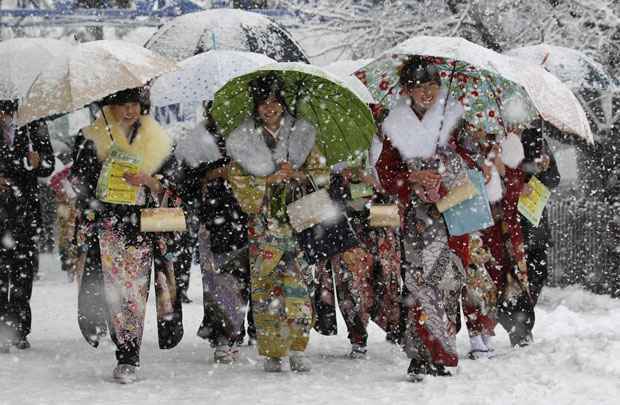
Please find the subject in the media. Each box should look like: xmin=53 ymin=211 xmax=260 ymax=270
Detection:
xmin=547 ymin=196 xmax=619 ymax=296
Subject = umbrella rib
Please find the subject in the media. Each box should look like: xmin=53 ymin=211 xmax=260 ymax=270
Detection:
xmin=307 ymin=95 xmax=358 ymax=163
xmin=314 ymin=88 xmax=374 ymax=136
xmin=305 ymin=99 xmax=335 ymax=164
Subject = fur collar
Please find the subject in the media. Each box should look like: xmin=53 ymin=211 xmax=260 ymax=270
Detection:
xmin=82 ymin=107 xmax=173 ymax=175
xmin=382 ymin=90 xmax=464 ymax=160
xmin=226 ymin=113 xmax=316 ymax=177
xmin=174 ymin=120 xmax=223 ymax=167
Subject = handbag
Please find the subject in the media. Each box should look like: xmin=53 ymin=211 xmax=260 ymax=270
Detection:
xmin=287 ymin=188 xmax=343 ymax=232
xmin=140 ymin=192 xmax=187 ymax=233
xmin=288 ymin=176 xmax=360 ymax=265
xmin=369 ymin=204 xmax=401 ymax=228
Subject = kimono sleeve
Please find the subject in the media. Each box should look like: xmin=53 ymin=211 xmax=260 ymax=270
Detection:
xmin=376 ymin=138 xmax=412 ymax=204
xmin=227 ymin=162 xmax=267 ymax=215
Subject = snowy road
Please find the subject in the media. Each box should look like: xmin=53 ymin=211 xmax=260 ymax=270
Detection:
xmin=1 ymin=254 xmax=619 ymax=405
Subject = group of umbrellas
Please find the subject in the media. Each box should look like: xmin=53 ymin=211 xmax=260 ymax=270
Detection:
xmin=1 ymin=8 xmax=597 ymax=168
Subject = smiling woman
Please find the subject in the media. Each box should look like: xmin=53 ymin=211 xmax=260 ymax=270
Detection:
xmin=70 ymin=87 xmax=183 ymax=384
xmin=225 ymin=74 xmax=329 ymax=373
xmin=376 ymin=56 xmax=469 ymax=382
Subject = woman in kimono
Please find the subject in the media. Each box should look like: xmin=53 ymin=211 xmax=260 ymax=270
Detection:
xmin=375 ymin=57 xmax=467 ymax=381
xmin=72 ymin=87 xmax=183 ymax=383
xmin=226 ymin=74 xmax=328 ymax=372
xmin=313 ymin=113 xmax=402 ymax=357
xmin=177 ymin=102 xmax=251 ymax=364
xmin=450 ymin=124 xmax=500 ymax=359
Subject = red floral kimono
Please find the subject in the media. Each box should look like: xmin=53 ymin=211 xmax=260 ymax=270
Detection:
xmin=376 ymin=136 xmax=466 ymax=367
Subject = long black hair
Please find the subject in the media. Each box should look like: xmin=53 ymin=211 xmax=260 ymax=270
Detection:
xmin=248 ymin=74 xmax=290 ymax=123
xmin=399 ymin=56 xmax=441 ymax=89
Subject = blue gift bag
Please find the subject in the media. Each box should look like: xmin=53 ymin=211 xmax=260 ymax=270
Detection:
xmin=443 ymin=169 xmax=494 ymax=236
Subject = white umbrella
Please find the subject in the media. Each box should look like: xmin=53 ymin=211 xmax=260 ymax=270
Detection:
xmin=150 ymin=50 xmax=275 ymax=107
xmin=322 ymin=59 xmax=375 ymax=104
xmin=17 ymin=40 xmax=178 ymax=126
xmin=378 ymin=36 xmax=593 ymax=143
xmin=506 ymin=44 xmax=612 ymax=91
xmin=0 ymin=37 xmax=74 ymax=101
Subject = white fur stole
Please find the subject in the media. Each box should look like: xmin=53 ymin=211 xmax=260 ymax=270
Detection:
xmin=382 ymin=90 xmax=464 ymax=161
xmin=226 ymin=114 xmax=317 ymax=177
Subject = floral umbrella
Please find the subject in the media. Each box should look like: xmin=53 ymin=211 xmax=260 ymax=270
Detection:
xmin=356 ymin=51 xmax=537 ymax=135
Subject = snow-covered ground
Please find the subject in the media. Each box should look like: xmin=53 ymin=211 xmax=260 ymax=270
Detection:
xmin=1 ymin=254 xmax=619 ymax=405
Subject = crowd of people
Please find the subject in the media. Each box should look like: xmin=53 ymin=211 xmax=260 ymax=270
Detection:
xmin=0 ymin=55 xmax=560 ymax=384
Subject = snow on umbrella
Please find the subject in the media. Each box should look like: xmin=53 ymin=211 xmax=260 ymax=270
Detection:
xmin=17 ymin=40 xmax=178 ymax=126
xmin=144 ymin=9 xmax=309 ymax=63
xmin=0 ymin=37 xmax=74 ymax=101
xmin=322 ymin=59 xmax=375 ymax=104
xmin=506 ymin=44 xmax=613 ymax=91
xmin=211 ymin=62 xmax=376 ymax=166
xmin=356 ymin=36 xmax=592 ymax=143
xmin=150 ymin=50 xmax=275 ymax=107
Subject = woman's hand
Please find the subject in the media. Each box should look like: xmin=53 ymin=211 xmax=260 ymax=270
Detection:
xmin=482 ymin=162 xmax=493 ymax=184
xmin=536 ymin=154 xmax=551 ymax=172
xmin=28 ymin=151 xmax=41 ymax=170
xmin=520 ymin=183 xmax=534 ymax=198
xmin=0 ymin=176 xmax=10 ymax=192
xmin=267 ymin=162 xmax=304 ymax=185
xmin=489 ymin=144 xmax=505 ymax=176
xmin=408 ymin=170 xmax=441 ymax=188
xmin=205 ymin=165 xmax=229 ymax=181
xmin=358 ymin=171 xmax=383 ymax=192
xmin=124 ymin=171 xmax=161 ymax=193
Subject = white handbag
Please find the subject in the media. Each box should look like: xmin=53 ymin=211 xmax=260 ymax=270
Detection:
xmin=286 ymin=188 xmax=344 ymax=233
xmin=369 ymin=204 xmax=401 ymax=228
xmin=140 ymin=192 xmax=187 ymax=233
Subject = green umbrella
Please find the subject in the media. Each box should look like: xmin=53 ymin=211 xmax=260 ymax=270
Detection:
xmin=211 ymin=62 xmax=376 ymax=166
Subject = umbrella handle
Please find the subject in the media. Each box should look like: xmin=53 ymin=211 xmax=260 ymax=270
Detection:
xmin=437 ymin=63 xmax=458 ymax=135
xmin=97 ymin=103 xmax=115 ymax=142
xmin=23 ymin=125 xmax=34 ymax=171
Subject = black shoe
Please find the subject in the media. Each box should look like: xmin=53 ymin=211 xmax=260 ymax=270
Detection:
xmin=180 ymin=291 xmax=192 ymax=304
xmin=406 ymin=359 xmax=431 ymax=382
xmin=0 ymin=342 xmax=9 ymax=354
xmin=430 ymin=364 xmax=452 ymax=377
xmin=13 ymin=338 xmax=31 ymax=350
xmin=385 ymin=331 xmax=400 ymax=345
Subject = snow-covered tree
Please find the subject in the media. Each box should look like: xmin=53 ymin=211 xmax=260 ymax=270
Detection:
xmin=288 ymin=0 xmax=619 ymax=78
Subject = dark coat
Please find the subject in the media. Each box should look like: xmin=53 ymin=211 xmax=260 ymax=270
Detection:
xmin=1 ymin=120 xmax=55 ymax=239
xmin=521 ymin=128 xmax=561 ymax=248
xmin=177 ymin=129 xmax=248 ymax=255
xmin=71 ymin=122 xmax=183 ymax=350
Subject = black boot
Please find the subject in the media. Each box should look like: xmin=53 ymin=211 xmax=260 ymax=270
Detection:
xmin=14 ymin=338 xmax=31 ymax=350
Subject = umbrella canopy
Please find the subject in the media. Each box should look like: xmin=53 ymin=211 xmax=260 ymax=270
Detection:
xmin=356 ymin=36 xmax=593 ymax=143
xmin=0 ymin=37 xmax=74 ymax=101
xmin=506 ymin=44 xmax=613 ymax=91
xmin=17 ymin=40 xmax=178 ymax=126
xmin=322 ymin=59 xmax=375 ymax=104
xmin=150 ymin=50 xmax=275 ymax=107
xmin=211 ymin=62 xmax=376 ymax=166
xmin=144 ymin=9 xmax=309 ymax=63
